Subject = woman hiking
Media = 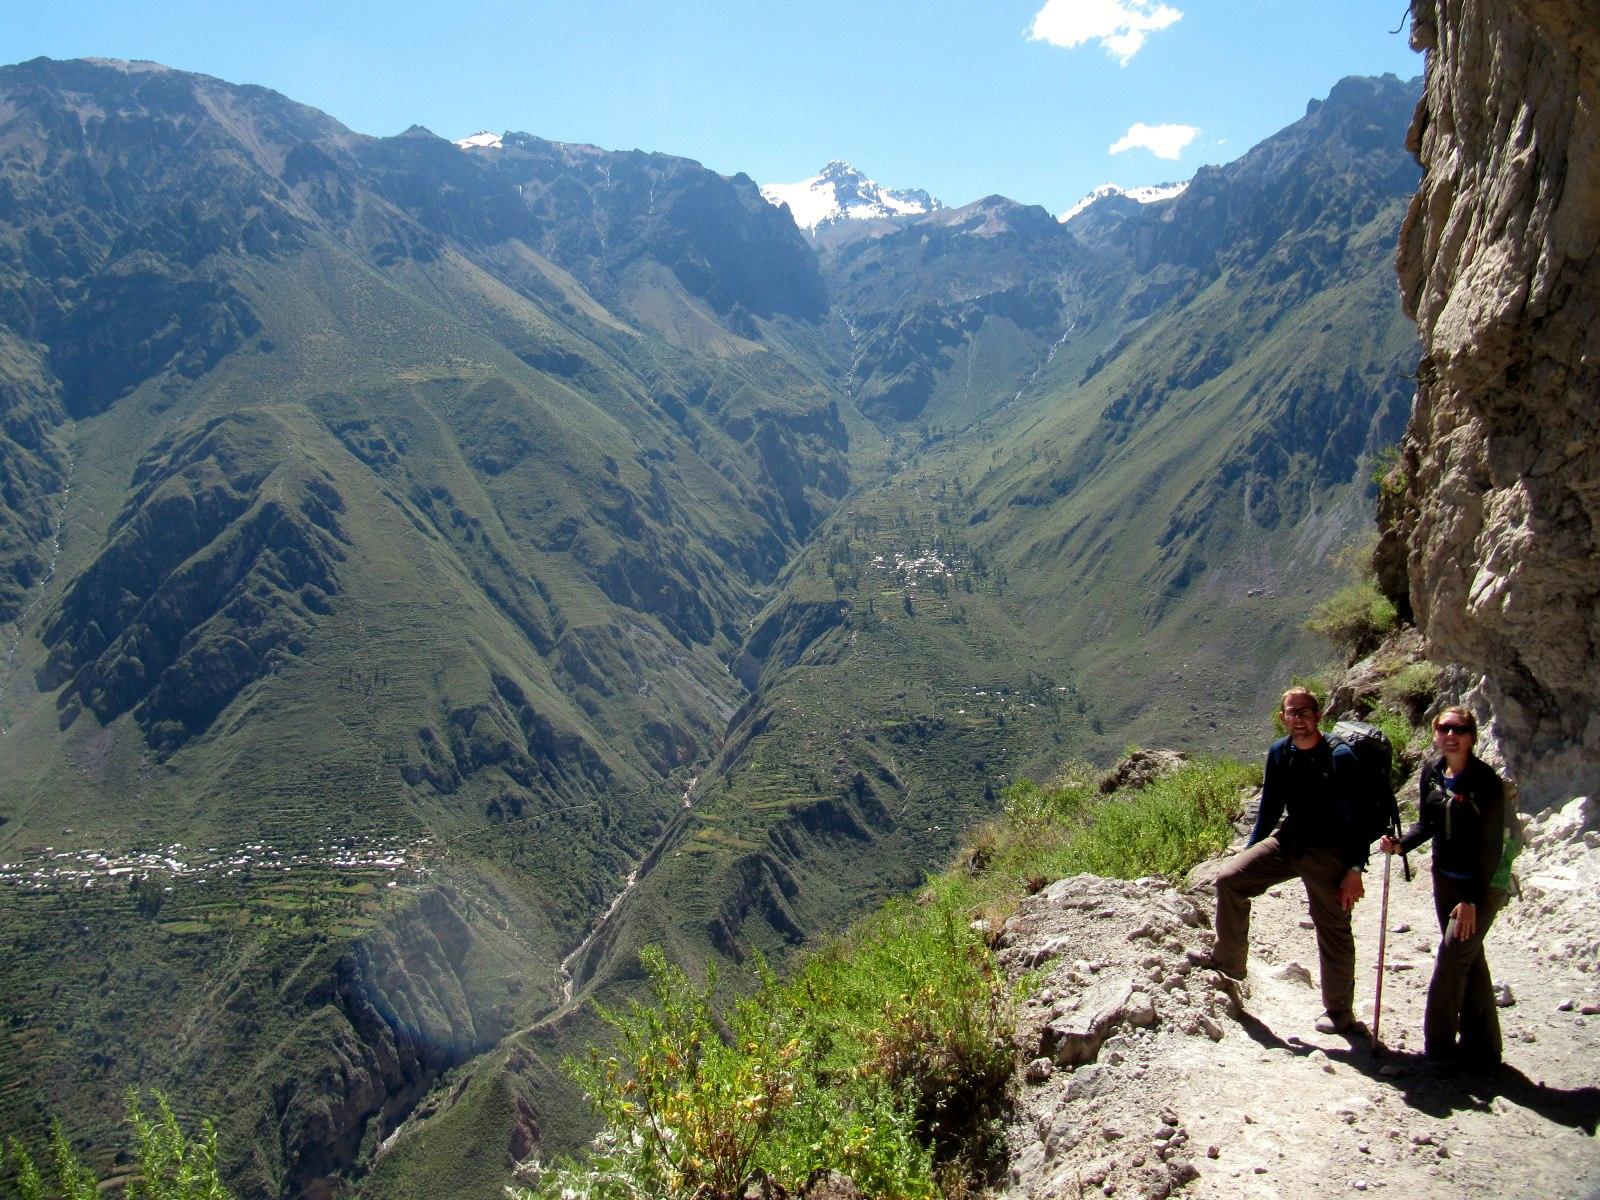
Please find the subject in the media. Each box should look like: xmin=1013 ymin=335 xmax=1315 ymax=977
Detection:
xmin=1379 ymin=705 xmax=1508 ymax=1070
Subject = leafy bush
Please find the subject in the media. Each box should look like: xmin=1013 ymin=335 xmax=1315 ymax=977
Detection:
xmin=520 ymin=913 xmax=1013 ymax=1200
xmin=2 ymin=1091 xmax=230 ymax=1200
xmin=1377 ymin=660 xmax=1441 ymax=723
xmin=1370 ymin=444 xmax=1405 ymax=501
xmin=999 ymin=763 xmax=1095 ymax=824
xmin=524 ymin=949 xmax=822 ymax=1200
xmin=793 ymin=905 xmax=1013 ymax=1179
xmin=525 ymin=757 xmax=1253 ymax=1199
xmin=1307 ymin=577 xmax=1397 ymax=658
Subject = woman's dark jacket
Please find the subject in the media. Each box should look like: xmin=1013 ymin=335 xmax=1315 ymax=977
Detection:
xmin=1398 ymin=754 xmax=1505 ymax=905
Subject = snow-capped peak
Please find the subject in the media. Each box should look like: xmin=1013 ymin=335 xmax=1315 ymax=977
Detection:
xmin=456 ymin=131 xmax=504 ymax=151
xmin=1059 ymin=180 xmax=1188 ymax=224
xmin=761 ymin=161 xmax=941 ymax=232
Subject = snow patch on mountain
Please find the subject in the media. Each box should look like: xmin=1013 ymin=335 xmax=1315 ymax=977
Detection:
xmin=456 ymin=131 xmax=505 ymax=151
xmin=761 ymin=161 xmax=940 ymax=232
xmin=1059 ymin=180 xmax=1188 ymax=223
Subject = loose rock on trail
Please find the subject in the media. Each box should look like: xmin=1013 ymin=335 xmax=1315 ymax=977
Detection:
xmin=992 ymin=797 xmax=1600 ymax=1200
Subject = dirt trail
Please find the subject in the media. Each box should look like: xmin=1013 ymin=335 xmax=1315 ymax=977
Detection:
xmin=994 ymin=797 xmax=1600 ymax=1200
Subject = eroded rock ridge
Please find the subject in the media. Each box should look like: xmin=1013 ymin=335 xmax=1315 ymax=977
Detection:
xmin=1382 ymin=0 xmax=1599 ymax=803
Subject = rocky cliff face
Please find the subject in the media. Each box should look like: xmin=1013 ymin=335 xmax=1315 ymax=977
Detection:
xmin=1383 ymin=0 xmax=1599 ymax=803
xmin=260 ymin=888 xmax=513 ymax=1199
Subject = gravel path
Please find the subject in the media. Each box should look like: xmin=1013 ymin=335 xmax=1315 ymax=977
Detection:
xmin=993 ymin=797 xmax=1600 ymax=1200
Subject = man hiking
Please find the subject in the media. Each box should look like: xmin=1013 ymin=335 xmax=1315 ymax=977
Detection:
xmin=1209 ymin=686 xmax=1368 ymax=1034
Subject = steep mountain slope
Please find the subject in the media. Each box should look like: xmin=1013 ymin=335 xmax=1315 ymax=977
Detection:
xmin=0 ymin=56 xmax=848 ymax=1197
xmin=0 ymin=57 xmax=1432 ymax=1200
xmin=347 ymin=73 xmax=1430 ymax=1195
xmin=975 ymin=75 xmax=1423 ymax=730
xmin=589 ymin=70 xmax=1422 ymax=1006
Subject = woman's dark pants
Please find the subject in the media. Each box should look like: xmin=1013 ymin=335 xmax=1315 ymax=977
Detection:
xmin=1426 ymin=872 xmax=1506 ymax=1065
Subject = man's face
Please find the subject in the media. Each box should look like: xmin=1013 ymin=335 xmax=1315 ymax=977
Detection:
xmin=1282 ymin=698 xmax=1320 ymax=738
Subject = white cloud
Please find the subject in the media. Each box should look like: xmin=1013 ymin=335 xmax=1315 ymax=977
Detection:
xmin=1108 ymin=122 xmax=1199 ymax=160
xmin=1029 ymin=0 xmax=1183 ymax=65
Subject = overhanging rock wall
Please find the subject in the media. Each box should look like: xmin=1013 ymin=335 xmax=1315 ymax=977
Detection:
xmin=1384 ymin=0 xmax=1599 ymax=804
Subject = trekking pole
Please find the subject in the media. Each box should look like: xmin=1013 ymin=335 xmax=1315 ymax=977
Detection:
xmin=1372 ymin=847 xmax=1394 ymax=1052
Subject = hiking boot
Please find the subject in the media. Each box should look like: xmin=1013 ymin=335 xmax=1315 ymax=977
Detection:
xmin=1192 ymin=952 xmax=1245 ymax=981
xmin=1315 ymin=1010 xmax=1355 ymax=1034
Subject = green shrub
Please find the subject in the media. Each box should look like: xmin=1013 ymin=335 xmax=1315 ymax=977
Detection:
xmin=1053 ymin=758 xmax=1256 ymax=880
xmin=1307 ymin=577 xmax=1397 ymax=658
xmin=1000 ymin=766 xmax=1094 ymax=824
xmin=524 ymin=756 xmax=1255 ymax=1200
xmin=526 ymin=949 xmax=817 ymax=1200
xmin=1370 ymin=444 xmax=1405 ymax=501
xmin=2 ymin=1092 xmax=229 ymax=1200
xmin=793 ymin=904 xmax=1013 ymax=1177
xmin=1377 ymin=661 xmax=1441 ymax=723
xmin=521 ymin=935 xmax=972 ymax=1200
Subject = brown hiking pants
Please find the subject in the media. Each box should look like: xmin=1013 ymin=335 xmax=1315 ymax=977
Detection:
xmin=1212 ymin=836 xmax=1355 ymax=1017
xmin=1425 ymin=873 xmax=1506 ymax=1064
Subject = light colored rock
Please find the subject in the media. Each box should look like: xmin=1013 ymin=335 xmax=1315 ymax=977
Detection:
xmin=1383 ymin=0 xmax=1600 ymax=808
xmin=1126 ymin=990 xmax=1158 ymax=1027
xmin=1269 ymin=960 xmax=1316 ymax=988
xmin=1042 ymin=976 xmax=1138 ymax=1066
xmin=1097 ymin=748 xmax=1189 ymax=795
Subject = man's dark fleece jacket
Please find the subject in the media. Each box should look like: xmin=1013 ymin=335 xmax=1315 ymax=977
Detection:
xmin=1248 ymin=734 xmax=1369 ymax=871
xmin=1399 ymin=754 xmax=1506 ymax=905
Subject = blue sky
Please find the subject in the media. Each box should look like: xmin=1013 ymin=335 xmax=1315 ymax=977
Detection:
xmin=2 ymin=0 xmax=1422 ymax=215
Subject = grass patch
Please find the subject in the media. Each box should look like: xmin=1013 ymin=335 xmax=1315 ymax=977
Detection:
xmin=158 ymin=920 xmax=212 ymax=935
xmin=1307 ymin=576 xmax=1397 ymax=659
xmin=1377 ymin=660 xmax=1441 ymax=723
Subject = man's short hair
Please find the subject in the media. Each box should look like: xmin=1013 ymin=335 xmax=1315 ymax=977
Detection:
xmin=1281 ymin=686 xmax=1320 ymax=713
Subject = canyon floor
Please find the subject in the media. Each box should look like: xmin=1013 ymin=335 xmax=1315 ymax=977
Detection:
xmin=993 ymin=795 xmax=1600 ymax=1200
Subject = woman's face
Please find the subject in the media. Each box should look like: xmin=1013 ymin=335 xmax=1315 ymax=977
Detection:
xmin=1433 ymin=715 xmax=1475 ymax=756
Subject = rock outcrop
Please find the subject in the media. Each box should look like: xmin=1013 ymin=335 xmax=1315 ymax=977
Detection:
xmin=264 ymin=888 xmax=513 ymax=1199
xmin=994 ymin=875 xmax=1236 ymax=1200
xmin=995 ymin=841 xmax=1600 ymax=1199
xmin=1382 ymin=0 xmax=1599 ymax=804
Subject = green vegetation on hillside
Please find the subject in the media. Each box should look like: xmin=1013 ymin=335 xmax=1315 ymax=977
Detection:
xmin=0 ymin=58 xmax=1427 ymax=1197
xmin=1308 ymin=573 xmax=1398 ymax=659
xmin=2 ymin=1091 xmax=229 ymax=1200
xmin=522 ymin=756 xmax=1254 ymax=1198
